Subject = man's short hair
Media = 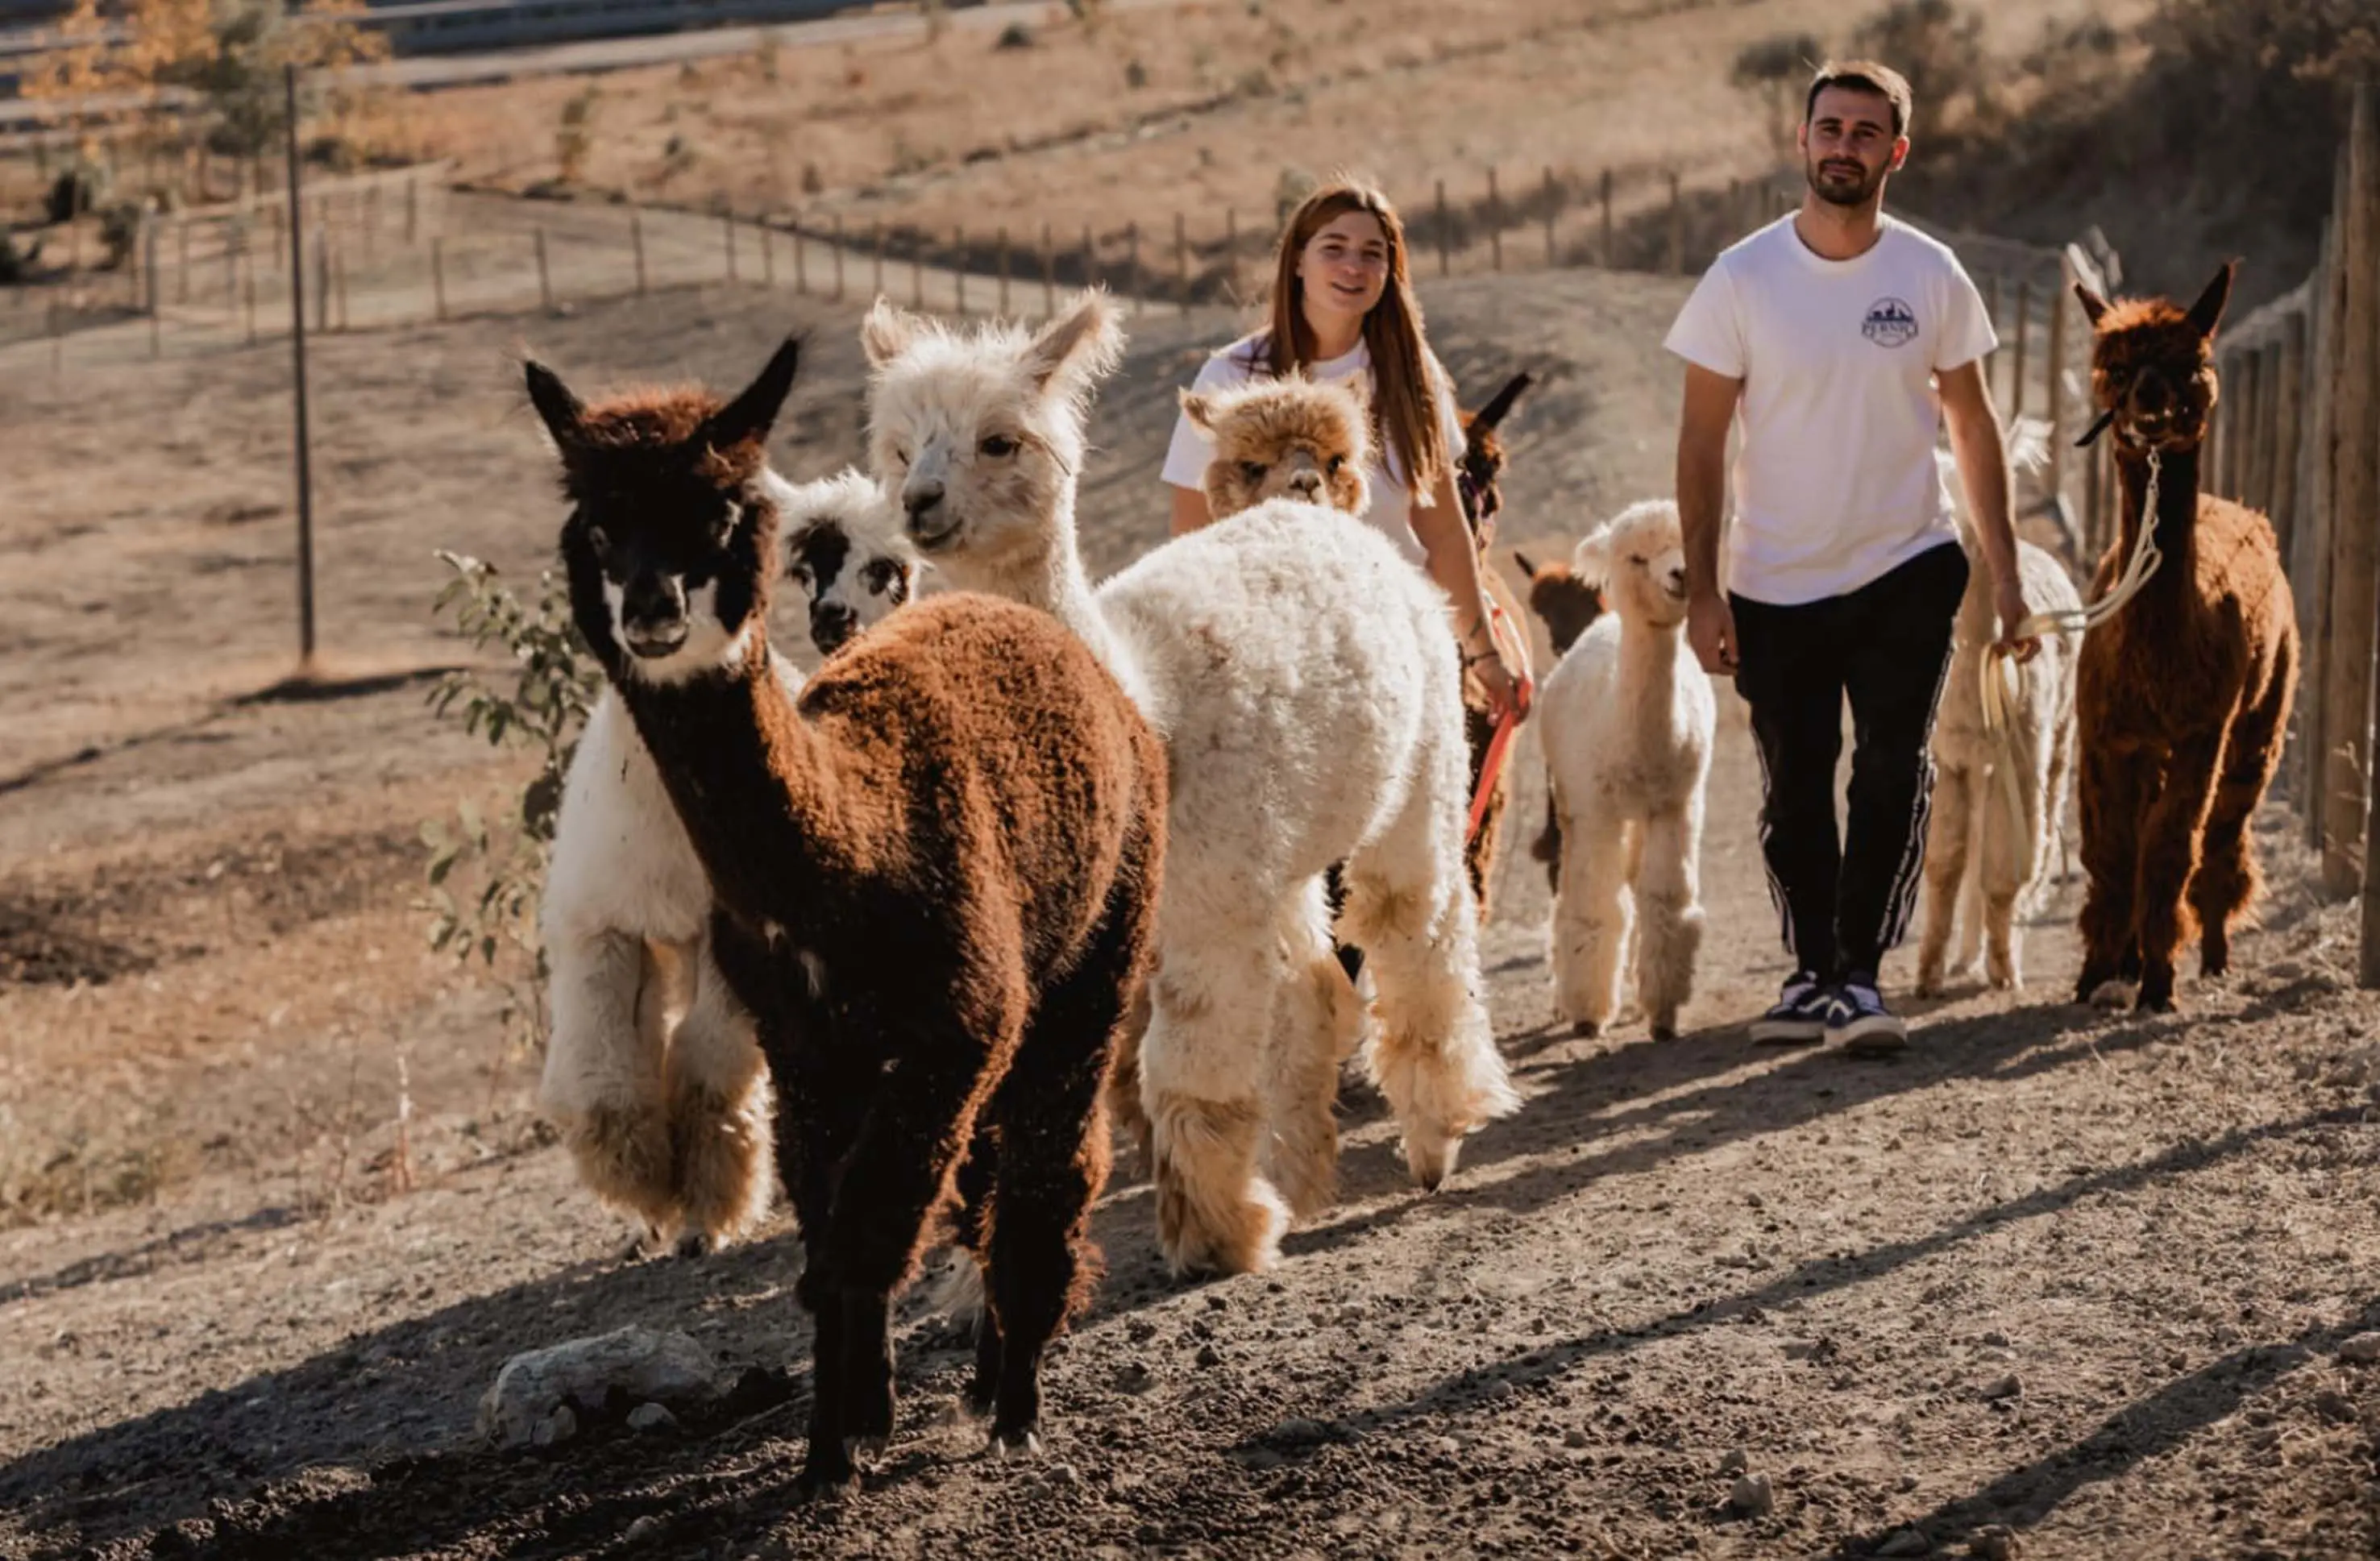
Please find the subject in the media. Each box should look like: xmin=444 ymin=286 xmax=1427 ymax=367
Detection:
xmin=1804 ymin=60 xmax=1914 ymax=139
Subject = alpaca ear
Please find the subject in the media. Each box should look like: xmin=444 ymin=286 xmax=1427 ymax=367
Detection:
xmin=1472 ymin=371 xmax=1534 ymax=434
xmin=1178 ymin=388 xmax=1216 ymax=434
xmin=1570 ymin=526 xmax=1613 ymax=590
xmin=2073 ymin=281 xmax=2110 ymax=326
xmin=1512 ymin=550 xmax=1539 ymax=577
xmin=706 ymin=336 xmax=802 ymax=452
xmin=861 ymin=298 xmax=922 ymax=367
xmin=524 ymin=359 xmax=587 ymax=450
xmin=1026 ymin=290 xmax=1125 ymax=396
xmin=2186 ymin=260 xmax=2237 ymax=339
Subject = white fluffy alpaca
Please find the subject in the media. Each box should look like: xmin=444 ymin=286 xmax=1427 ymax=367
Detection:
xmin=1538 ymin=500 xmax=1715 ymax=1040
xmin=861 ymin=292 xmax=1516 ymax=1277
xmin=538 ymin=468 xmax=921 ymax=1255
xmin=1917 ymin=432 xmax=2083 ymax=994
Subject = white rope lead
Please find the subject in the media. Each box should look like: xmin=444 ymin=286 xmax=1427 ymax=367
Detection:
xmin=1974 ymin=447 xmax=2164 ymax=866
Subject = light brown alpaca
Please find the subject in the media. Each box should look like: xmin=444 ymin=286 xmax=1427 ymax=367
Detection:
xmin=2071 ymin=260 xmax=2299 ymax=1013
xmin=1180 ymin=374 xmax=1373 ymax=517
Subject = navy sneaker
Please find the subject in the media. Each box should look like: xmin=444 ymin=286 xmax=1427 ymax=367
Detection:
xmin=1827 ymin=975 xmax=1907 ymax=1056
xmin=1749 ymin=971 xmax=1833 ymax=1044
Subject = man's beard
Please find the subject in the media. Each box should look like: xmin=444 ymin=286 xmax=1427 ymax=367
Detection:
xmin=1806 ymin=155 xmax=1884 ymax=208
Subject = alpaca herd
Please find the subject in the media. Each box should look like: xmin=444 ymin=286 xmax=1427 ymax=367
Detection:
xmin=510 ymin=263 xmax=2291 ymax=1486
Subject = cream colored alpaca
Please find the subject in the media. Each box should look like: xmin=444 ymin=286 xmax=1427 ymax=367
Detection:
xmin=1917 ymin=433 xmax=2083 ymax=994
xmin=538 ymin=470 xmax=920 ymax=1255
xmin=1539 ymin=500 xmax=1714 ymax=1039
xmin=862 ymin=293 xmax=1514 ymax=1277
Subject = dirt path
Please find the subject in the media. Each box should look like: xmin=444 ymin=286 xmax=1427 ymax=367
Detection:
xmin=4 ymin=276 xmax=2378 ymax=1559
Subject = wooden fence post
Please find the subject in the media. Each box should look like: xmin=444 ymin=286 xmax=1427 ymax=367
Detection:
xmin=1487 ymin=167 xmax=1502 ymax=272
xmin=2273 ymin=313 xmax=2307 ymax=566
xmin=243 ymin=254 xmax=257 ymax=345
xmin=432 ymin=235 xmax=447 ymax=322
xmin=2010 ymin=278 xmax=2031 ymax=420
xmin=631 ymin=206 xmax=647 ymax=296
xmin=2330 ymin=81 xmax=2378 ymax=900
xmin=2046 ymin=272 xmax=2067 ymax=504
xmin=1599 ymin=167 xmax=1614 ymax=268
xmin=177 ymin=218 xmax=190 ymax=304
xmin=405 ymin=174 xmax=418 ymax=245
xmin=1435 ymin=179 xmax=1450 ymax=276
xmin=1666 ymin=172 xmax=1683 ymax=274
xmin=2299 ymin=198 xmax=2345 ymax=852
xmin=1543 ymin=166 xmax=1557 ymax=265
xmin=314 ymin=226 xmax=330 ymax=333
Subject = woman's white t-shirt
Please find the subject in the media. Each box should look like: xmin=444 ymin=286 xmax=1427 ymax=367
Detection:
xmin=1664 ymin=214 xmax=1997 ymax=606
xmin=1160 ymin=334 xmax=1467 ymax=569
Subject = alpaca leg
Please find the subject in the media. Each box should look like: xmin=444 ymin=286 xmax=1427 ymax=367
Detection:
xmin=1634 ymin=805 xmax=1705 ymax=1040
xmin=1342 ymin=746 xmax=1518 ymax=1192
xmin=2075 ymin=741 xmax=2154 ymax=1004
xmin=1531 ymin=792 xmax=1564 ymax=894
xmin=975 ymin=871 xmax=1148 ymax=1450
xmin=2191 ymin=662 xmax=2291 ymax=978
xmin=2131 ymin=731 xmax=2224 ymax=1013
xmin=540 ymin=926 xmax=676 ymax=1236
xmin=1260 ymin=879 xmax=1364 ymax=1218
xmin=1140 ymin=924 xmax=1291 ymax=1277
xmin=662 ymin=934 xmax=777 ymax=1251
xmin=1915 ymin=766 xmax=1971 ymax=997
xmin=1103 ymin=981 xmax=1152 ymax=1169
xmin=1549 ymin=808 xmax=1631 ymax=1036
xmin=950 ymin=1123 xmax=1002 ymax=1418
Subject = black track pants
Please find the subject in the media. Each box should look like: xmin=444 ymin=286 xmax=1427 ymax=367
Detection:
xmin=1730 ymin=542 xmax=1969 ymax=982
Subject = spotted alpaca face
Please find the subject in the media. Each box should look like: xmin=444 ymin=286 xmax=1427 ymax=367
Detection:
xmin=526 ymin=338 xmax=801 ymax=685
xmin=769 ymin=469 xmax=922 ymax=655
xmin=2075 ymin=262 xmax=2233 ymax=455
xmin=1178 ymin=375 xmax=1372 ymax=521
xmin=1512 ymin=549 xmax=1606 ymax=656
xmin=861 ymin=292 xmax=1124 ymax=579
xmin=1570 ymin=500 xmax=1688 ymax=630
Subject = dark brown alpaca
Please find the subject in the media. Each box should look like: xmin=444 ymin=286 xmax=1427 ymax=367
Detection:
xmin=526 ymin=341 xmax=1166 ymax=1490
xmin=1456 ymin=370 xmax=1538 ymax=915
xmin=1510 ymin=548 xmax=1609 ymax=890
xmin=2071 ymin=261 xmax=2298 ymax=1013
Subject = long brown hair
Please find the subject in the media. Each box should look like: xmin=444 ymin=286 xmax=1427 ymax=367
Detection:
xmin=1249 ymin=180 xmax=1450 ymax=500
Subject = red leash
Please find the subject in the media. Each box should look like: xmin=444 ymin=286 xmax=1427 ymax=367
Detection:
xmin=1464 ymin=600 xmax=1529 ymax=842
xmin=1467 ymin=709 xmax=1518 ymax=842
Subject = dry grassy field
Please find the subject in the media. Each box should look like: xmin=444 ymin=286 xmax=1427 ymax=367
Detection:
xmin=410 ymin=0 xmax=2151 ymax=267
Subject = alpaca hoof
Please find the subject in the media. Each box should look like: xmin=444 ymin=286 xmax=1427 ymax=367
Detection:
xmin=1649 ymin=1023 xmax=1677 ymax=1043
xmin=1406 ymin=1132 xmax=1462 ymax=1194
xmin=1915 ymin=975 xmax=1943 ymax=998
xmin=2087 ymin=978 xmax=2134 ymax=1011
xmin=2134 ymin=988 xmax=2177 ymax=1015
xmin=845 ymin=1434 xmax=889 ymax=1466
xmin=991 ymin=1426 xmax=1043 ymax=1459
xmin=670 ymin=1227 xmax=718 ymax=1260
xmin=795 ymin=1456 xmax=858 ymax=1501
xmin=1570 ymin=1019 xmax=1601 ymax=1039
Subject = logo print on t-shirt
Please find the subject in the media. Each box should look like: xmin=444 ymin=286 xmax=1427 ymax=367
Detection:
xmin=1862 ymin=297 xmax=1920 ymax=349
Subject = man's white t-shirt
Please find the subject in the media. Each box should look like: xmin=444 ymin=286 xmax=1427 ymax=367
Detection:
xmin=1161 ymin=334 xmax=1467 ymax=569
xmin=1664 ymin=214 xmax=1997 ymax=606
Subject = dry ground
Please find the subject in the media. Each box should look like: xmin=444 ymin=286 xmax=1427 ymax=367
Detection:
xmin=3 ymin=269 xmax=2379 ymax=1559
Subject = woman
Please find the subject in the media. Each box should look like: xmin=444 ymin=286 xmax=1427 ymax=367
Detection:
xmin=1160 ymin=180 xmax=1531 ymax=724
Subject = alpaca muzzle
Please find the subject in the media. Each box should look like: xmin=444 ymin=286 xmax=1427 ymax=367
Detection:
xmin=809 ymin=601 xmax=858 ymax=653
xmin=621 ymin=575 xmax=690 ymax=657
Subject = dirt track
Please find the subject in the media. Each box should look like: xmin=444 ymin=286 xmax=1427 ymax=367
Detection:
xmin=3 ymin=272 xmax=2379 ymax=1559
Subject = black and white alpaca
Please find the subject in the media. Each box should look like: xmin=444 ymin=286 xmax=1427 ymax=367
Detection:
xmin=539 ymin=470 xmax=924 ymax=1256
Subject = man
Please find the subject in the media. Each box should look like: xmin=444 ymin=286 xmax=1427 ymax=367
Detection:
xmin=1666 ymin=60 xmax=2036 ymax=1055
